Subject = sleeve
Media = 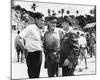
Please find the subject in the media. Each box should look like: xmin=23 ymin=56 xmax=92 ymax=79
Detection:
xmin=19 ymin=26 xmax=30 ymax=39
xmin=59 ymin=30 xmax=64 ymax=39
xmin=43 ymin=32 xmax=48 ymax=53
xmin=43 ymin=31 xmax=50 ymax=50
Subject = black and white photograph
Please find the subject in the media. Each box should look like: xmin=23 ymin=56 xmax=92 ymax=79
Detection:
xmin=11 ymin=0 xmax=96 ymax=79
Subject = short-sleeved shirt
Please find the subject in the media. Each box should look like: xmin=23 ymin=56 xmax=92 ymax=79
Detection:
xmin=19 ymin=24 xmax=42 ymax=52
xmin=44 ymin=28 xmax=62 ymax=52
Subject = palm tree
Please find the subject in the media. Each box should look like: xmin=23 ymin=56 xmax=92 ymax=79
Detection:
xmin=66 ymin=10 xmax=70 ymax=15
xmin=61 ymin=8 xmax=64 ymax=17
xmin=52 ymin=10 xmax=56 ymax=17
xmin=90 ymin=9 xmax=93 ymax=15
xmin=48 ymin=9 xmax=51 ymax=16
xmin=58 ymin=10 xmax=61 ymax=14
xmin=76 ymin=10 xmax=79 ymax=14
xmin=76 ymin=10 xmax=79 ymax=16
xmin=31 ymin=3 xmax=37 ymax=11
xmin=90 ymin=6 xmax=96 ymax=17
xmin=58 ymin=10 xmax=61 ymax=17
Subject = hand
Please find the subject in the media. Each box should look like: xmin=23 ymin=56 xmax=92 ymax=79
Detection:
xmin=63 ymin=58 xmax=69 ymax=66
xmin=58 ymin=68 xmax=62 ymax=77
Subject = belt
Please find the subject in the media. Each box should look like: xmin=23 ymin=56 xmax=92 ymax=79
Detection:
xmin=80 ymin=47 xmax=86 ymax=49
xmin=73 ymin=48 xmax=79 ymax=50
xmin=28 ymin=50 xmax=42 ymax=54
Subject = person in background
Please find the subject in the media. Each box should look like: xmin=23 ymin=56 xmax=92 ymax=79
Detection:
xmin=59 ymin=16 xmax=80 ymax=76
xmin=15 ymin=31 xmax=25 ymax=63
xmin=78 ymin=33 xmax=88 ymax=71
xmin=86 ymin=33 xmax=90 ymax=55
xmin=14 ymin=8 xmax=31 ymax=62
xmin=44 ymin=17 xmax=63 ymax=77
xmin=13 ymin=5 xmax=23 ymax=33
xmin=13 ymin=5 xmax=29 ymax=33
xmin=19 ymin=12 xmax=45 ymax=78
xmin=89 ymin=32 xmax=96 ymax=57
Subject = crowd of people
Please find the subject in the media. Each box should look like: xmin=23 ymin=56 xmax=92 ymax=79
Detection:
xmin=12 ymin=5 xmax=96 ymax=78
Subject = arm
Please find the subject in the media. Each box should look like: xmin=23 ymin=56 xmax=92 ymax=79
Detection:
xmin=43 ymin=32 xmax=48 ymax=55
xmin=19 ymin=26 xmax=30 ymax=49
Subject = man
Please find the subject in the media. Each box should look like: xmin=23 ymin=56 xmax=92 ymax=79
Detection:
xmin=59 ymin=16 xmax=80 ymax=76
xmin=78 ymin=33 xmax=88 ymax=71
xmin=89 ymin=33 xmax=96 ymax=57
xmin=15 ymin=31 xmax=25 ymax=63
xmin=19 ymin=12 xmax=45 ymax=78
xmin=86 ymin=33 xmax=90 ymax=54
xmin=13 ymin=5 xmax=24 ymax=33
xmin=44 ymin=17 xmax=63 ymax=77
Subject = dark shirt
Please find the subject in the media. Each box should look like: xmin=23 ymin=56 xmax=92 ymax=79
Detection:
xmin=59 ymin=30 xmax=79 ymax=67
xmin=44 ymin=28 xmax=63 ymax=53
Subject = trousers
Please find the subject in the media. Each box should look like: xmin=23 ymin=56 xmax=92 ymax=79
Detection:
xmin=26 ymin=51 xmax=42 ymax=78
xmin=45 ymin=51 xmax=60 ymax=77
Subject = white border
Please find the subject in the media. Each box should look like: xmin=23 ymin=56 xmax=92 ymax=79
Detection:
xmin=0 ymin=0 xmax=99 ymax=80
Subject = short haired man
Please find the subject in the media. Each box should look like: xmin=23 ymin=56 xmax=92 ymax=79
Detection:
xmin=19 ymin=12 xmax=45 ymax=78
xmin=44 ymin=17 xmax=63 ymax=77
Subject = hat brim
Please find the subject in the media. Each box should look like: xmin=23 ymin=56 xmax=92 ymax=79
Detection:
xmin=50 ymin=19 xmax=57 ymax=23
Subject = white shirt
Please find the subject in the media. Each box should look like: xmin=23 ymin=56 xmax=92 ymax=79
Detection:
xmin=19 ymin=24 xmax=42 ymax=52
xmin=78 ymin=36 xmax=87 ymax=48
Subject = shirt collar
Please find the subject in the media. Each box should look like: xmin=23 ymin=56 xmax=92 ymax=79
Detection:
xmin=64 ymin=27 xmax=73 ymax=34
xmin=48 ymin=28 xmax=58 ymax=33
xmin=34 ymin=24 xmax=40 ymax=32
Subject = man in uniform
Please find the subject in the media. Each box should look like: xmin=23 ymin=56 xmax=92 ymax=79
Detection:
xmin=59 ymin=16 xmax=80 ymax=76
xmin=44 ymin=17 xmax=63 ymax=77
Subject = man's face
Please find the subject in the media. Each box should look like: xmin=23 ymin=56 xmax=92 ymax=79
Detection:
xmin=23 ymin=13 xmax=29 ymax=21
xmin=36 ymin=16 xmax=45 ymax=28
xmin=48 ymin=19 xmax=57 ymax=30
xmin=15 ymin=10 xmax=21 ymax=19
xmin=62 ymin=22 xmax=69 ymax=31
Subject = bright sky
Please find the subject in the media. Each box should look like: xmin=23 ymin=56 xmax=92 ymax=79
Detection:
xmin=14 ymin=0 xmax=95 ymax=17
